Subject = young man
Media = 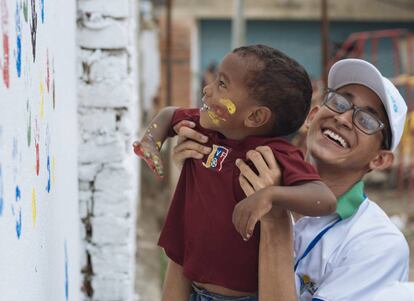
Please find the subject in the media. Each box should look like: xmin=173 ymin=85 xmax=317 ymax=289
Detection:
xmin=173 ymin=58 xmax=409 ymax=300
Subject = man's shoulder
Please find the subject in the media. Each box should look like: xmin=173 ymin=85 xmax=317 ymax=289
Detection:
xmin=343 ymin=199 xmax=409 ymax=253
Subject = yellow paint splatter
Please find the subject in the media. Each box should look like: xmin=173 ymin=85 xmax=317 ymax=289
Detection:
xmin=207 ymin=110 xmax=221 ymax=125
xmin=52 ymin=156 xmax=56 ymax=188
xmin=32 ymin=188 xmax=36 ymax=227
xmin=40 ymin=81 xmax=45 ymax=119
xmin=219 ymin=98 xmax=236 ymax=114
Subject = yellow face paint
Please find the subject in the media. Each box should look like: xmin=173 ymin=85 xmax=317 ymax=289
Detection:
xmin=219 ymin=98 xmax=236 ymax=115
xmin=207 ymin=110 xmax=221 ymax=125
xmin=32 ymin=188 xmax=36 ymax=227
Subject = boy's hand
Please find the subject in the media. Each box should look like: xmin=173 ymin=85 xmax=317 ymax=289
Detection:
xmin=232 ymin=188 xmax=273 ymax=241
xmin=172 ymin=120 xmax=210 ymax=169
xmin=133 ymin=136 xmax=164 ymax=178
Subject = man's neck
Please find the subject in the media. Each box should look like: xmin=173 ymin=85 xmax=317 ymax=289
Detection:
xmin=309 ymin=159 xmax=366 ymax=198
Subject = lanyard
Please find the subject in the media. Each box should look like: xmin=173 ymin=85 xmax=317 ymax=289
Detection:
xmin=294 ymin=217 xmax=342 ymax=272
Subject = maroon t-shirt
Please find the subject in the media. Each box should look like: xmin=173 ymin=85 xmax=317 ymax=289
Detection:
xmin=158 ymin=108 xmax=320 ymax=292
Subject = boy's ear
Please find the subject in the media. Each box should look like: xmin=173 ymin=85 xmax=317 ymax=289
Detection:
xmin=369 ymin=150 xmax=394 ymax=171
xmin=305 ymin=105 xmax=320 ymax=129
xmin=244 ymin=106 xmax=272 ymax=128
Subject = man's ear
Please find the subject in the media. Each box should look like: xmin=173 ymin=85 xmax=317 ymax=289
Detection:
xmin=369 ymin=150 xmax=394 ymax=171
xmin=245 ymin=106 xmax=272 ymax=128
xmin=305 ymin=105 xmax=320 ymax=129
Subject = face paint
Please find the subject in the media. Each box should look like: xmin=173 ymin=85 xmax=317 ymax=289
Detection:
xmin=219 ymin=98 xmax=236 ymax=115
xmin=207 ymin=110 xmax=222 ymax=125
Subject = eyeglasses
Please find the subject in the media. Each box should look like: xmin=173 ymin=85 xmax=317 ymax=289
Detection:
xmin=323 ymin=89 xmax=390 ymax=149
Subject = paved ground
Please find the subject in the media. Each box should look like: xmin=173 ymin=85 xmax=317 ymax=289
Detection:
xmin=135 ymin=170 xmax=414 ymax=300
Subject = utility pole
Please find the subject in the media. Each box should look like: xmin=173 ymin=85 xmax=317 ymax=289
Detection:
xmin=232 ymin=0 xmax=246 ymax=49
xmin=321 ymin=0 xmax=329 ymax=89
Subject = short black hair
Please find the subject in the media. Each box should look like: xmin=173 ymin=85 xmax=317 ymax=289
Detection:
xmin=233 ymin=45 xmax=312 ymax=136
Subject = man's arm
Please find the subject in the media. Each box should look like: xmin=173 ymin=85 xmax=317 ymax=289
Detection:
xmin=259 ymin=209 xmax=297 ymax=301
xmin=162 ymin=259 xmax=192 ymax=301
xmin=133 ymin=106 xmax=177 ymax=178
xmin=233 ymin=178 xmax=336 ymax=240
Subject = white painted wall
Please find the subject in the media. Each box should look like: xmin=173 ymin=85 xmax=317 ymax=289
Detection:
xmin=0 ymin=0 xmax=79 ymax=301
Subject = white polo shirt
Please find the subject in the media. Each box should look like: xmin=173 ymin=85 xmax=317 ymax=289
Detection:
xmin=371 ymin=282 xmax=414 ymax=301
xmin=294 ymin=181 xmax=409 ymax=301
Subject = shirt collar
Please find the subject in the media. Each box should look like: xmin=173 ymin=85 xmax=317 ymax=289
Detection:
xmin=336 ymin=181 xmax=366 ymax=219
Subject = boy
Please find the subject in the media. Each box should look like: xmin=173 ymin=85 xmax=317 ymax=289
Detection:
xmin=133 ymin=45 xmax=336 ymax=299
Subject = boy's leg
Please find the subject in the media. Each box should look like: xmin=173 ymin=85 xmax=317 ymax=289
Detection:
xmin=162 ymin=259 xmax=192 ymax=301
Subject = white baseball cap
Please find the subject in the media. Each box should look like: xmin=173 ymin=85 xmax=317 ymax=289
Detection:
xmin=328 ymin=58 xmax=407 ymax=152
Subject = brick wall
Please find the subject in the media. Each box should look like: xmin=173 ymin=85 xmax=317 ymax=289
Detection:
xmin=77 ymin=0 xmax=139 ymax=300
xmin=158 ymin=16 xmax=193 ymax=109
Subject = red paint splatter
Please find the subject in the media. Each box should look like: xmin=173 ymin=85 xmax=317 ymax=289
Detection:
xmin=1 ymin=0 xmax=10 ymax=88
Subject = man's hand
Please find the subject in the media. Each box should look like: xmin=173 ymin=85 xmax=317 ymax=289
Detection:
xmin=232 ymin=188 xmax=273 ymax=241
xmin=172 ymin=120 xmax=211 ymax=169
xmin=236 ymin=146 xmax=281 ymax=197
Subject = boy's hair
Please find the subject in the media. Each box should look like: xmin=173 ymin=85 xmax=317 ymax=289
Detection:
xmin=233 ymin=45 xmax=312 ymax=136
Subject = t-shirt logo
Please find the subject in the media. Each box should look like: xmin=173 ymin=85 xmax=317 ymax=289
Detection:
xmin=299 ymin=274 xmax=317 ymax=295
xmin=202 ymin=144 xmax=229 ymax=171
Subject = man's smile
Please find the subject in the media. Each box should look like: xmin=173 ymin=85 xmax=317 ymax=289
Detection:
xmin=322 ymin=128 xmax=350 ymax=149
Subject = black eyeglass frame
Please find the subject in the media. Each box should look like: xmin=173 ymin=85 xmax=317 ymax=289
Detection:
xmin=322 ymin=88 xmax=390 ymax=150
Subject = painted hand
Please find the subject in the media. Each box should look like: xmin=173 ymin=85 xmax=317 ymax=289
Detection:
xmin=232 ymin=188 xmax=272 ymax=241
xmin=133 ymin=136 xmax=164 ymax=178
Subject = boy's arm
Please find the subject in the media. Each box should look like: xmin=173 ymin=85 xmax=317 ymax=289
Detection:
xmin=133 ymin=106 xmax=177 ymax=178
xmin=162 ymin=259 xmax=192 ymax=301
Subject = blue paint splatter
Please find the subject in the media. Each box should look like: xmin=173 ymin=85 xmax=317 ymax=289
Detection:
xmin=46 ymin=155 xmax=50 ymax=193
xmin=16 ymin=186 xmax=21 ymax=201
xmin=0 ymin=166 xmax=3 ymax=216
xmin=16 ymin=210 xmax=22 ymax=239
xmin=15 ymin=2 xmax=22 ymax=77
xmin=15 ymin=186 xmax=22 ymax=239
xmin=64 ymin=240 xmax=69 ymax=300
xmin=41 ymin=0 xmax=44 ymax=23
